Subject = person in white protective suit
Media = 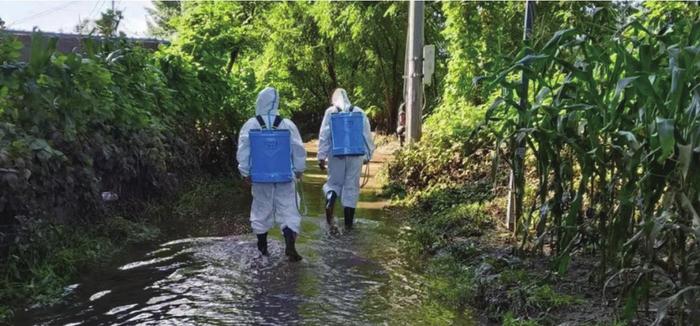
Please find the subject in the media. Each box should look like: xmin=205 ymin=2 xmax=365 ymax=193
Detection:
xmin=237 ymin=87 xmax=306 ymax=261
xmin=318 ymin=88 xmax=375 ymax=232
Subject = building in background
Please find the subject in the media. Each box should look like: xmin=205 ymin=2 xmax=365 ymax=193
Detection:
xmin=5 ymin=29 xmax=168 ymax=61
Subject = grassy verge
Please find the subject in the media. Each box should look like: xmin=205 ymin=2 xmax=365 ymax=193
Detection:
xmin=386 ymin=163 xmax=617 ymax=325
xmin=0 ymin=176 xmax=248 ymax=322
xmin=0 ymin=216 xmax=158 ymax=321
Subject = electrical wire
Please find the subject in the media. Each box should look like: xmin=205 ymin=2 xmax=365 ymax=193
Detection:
xmin=88 ymin=0 xmax=105 ymax=19
xmin=7 ymin=1 xmax=80 ymax=28
xmin=360 ymin=130 xmax=372 ymax=189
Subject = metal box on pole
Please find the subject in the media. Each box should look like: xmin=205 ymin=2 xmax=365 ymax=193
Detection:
xmin=422 ymin=44 xmax=435 ymax=86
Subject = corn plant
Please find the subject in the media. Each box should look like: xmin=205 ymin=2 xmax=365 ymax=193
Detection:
xmin=486 ymin=3 xmax=700 ymax=323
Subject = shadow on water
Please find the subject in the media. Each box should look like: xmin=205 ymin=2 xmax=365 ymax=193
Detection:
xmin=14 ymin=143 xmax=474 ymax=325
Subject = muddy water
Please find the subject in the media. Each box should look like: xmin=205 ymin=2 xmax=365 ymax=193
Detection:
xmin=14 ymin=141 xmax=474 ymax=325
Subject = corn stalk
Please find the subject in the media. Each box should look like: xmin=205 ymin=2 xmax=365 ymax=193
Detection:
xmin=486 ymin=3 xmax=700 ymax=322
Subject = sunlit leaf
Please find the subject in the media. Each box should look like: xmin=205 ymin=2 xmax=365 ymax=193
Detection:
xmin=655 ymin=118 xmax=675 ymax=162
xmin=678 ymin=143 xmax=692 ymax=180
xmin=614 ymin=76 xmax=638 ymax=99
xmin=517 ymin=54 xmax=549 ymax=66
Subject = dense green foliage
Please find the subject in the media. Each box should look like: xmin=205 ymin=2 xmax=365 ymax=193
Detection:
xmin=0 ymin=33 xmax=245 ymax=224
xmin=387 ymin=1 xmax=700 ymax=324
xmin=387 ymin=2 xmax=610 ymax=193
xmin=253 ymin=1 xmax=409 ymax=132
xmin=156 ymin=1 xmax=448 ymax=134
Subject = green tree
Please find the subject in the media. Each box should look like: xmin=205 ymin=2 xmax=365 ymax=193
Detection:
xmin=250 ymin=2 xmax=412 ymax=132
xmin=95 ymin=9 xmax=124 ymax=37
xmin=147 ymin=0 xmax=182 ymax=38
xmin=170 ymin=1 xmax=263 ymax=74
xmin=167 ymin=2 xmax=411 ymax=133
xmin=439 ymin=1 xmax=610 ymax=107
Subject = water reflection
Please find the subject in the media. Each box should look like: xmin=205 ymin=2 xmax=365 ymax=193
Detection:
xmin=14 ymin=148 xmax=473 ymax=325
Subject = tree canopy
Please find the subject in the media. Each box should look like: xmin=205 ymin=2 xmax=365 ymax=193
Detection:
xmin=152 ymin=1 xmax=618 ymax=134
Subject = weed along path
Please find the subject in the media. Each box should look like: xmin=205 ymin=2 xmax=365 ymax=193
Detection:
xmin=14 ymin=140 xmax=475 ymax=325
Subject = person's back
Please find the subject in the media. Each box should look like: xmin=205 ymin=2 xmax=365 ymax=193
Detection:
xmin=317 ymin=88 xmax=374 ymax=233
xmin=236 ymin=87 xmax=306 ymax=261
xmin=397 ymin=109 xmax=406 ymax=147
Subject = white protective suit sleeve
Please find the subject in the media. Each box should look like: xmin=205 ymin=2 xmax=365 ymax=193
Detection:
xmin=317 ymin=108 xmax=333 ymax=161
xmin=282 ymin=119 xmax=307 ymax=174
xmin=236 ymin=119 xmax=256 ymax=177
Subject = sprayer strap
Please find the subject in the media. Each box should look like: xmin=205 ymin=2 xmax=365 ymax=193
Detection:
xmin=256 ymin=115 xmax=283 ymax=129
xmin=335 ymin=105 xmax=356 ymax=113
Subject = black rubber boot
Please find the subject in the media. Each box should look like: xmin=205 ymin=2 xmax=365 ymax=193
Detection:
xmin=283 ymin=227 xmax=302 ymax=262
xmin=344 ymin=207 xmax=355 ymax=229
xmin=325 ymin=191 xmax=339 ymax=234
xmin=256 ymin=233 xmax=269 ymax=256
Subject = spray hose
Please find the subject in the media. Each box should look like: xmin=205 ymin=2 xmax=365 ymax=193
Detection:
xmin=294 ymin=176 xmax=308 ymax=216
xmin=361 ymin=159 xmax=371 ymax=188
xmin=360 ymin=130 xmax=373 ymax=189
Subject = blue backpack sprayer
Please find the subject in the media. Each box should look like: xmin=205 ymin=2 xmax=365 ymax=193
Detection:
xmin=248 ymin=105 xmax=307 ymax=214
xmin=249 ymin=115 xmax=293 ymax=183
xmin=330 ymin=105 xmax=372 ymax=187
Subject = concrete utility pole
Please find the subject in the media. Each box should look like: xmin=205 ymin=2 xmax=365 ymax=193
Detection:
xmin=405 ymin=0 xmax=424 ymax=144
xmin=506 ymin=0 xmax=535 ymax=232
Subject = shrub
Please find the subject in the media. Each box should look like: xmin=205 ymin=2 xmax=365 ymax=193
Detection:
xmin=0 ymin=32 xmax=251 ymax=227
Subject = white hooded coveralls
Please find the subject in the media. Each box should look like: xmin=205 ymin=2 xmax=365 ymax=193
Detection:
xmin=317 ymin=89 xmax=375 ymax=208
xmin=236 ymin=87 xmax=307 ymax=235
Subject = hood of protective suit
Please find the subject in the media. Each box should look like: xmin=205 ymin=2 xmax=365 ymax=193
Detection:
xmin=331 ymin=88 xmax=352 ymax=112
xmin=255 ymin=87 xmax=280 ymax=116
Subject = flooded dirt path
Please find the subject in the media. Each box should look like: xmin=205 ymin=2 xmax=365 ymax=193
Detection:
xmin=14 ymin=140 xmax=474 ymax=325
